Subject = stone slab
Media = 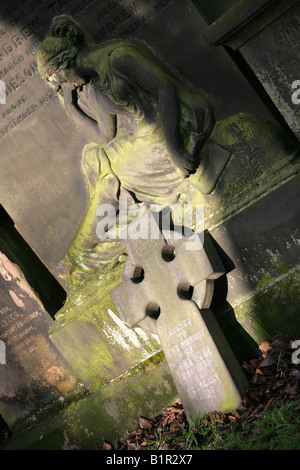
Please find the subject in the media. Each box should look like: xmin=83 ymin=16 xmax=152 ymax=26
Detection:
xmin=0 ymin=204 xmax=66 ymax=318
xmin=183 ymin=72 xmax=299 ymax=231
xmin=191 ymin=0 xmax=241 ymax=24
xmin=49 ymin=260 xmax=162 ymax=389
xmin=0 ymin=252 xmax=77 ymax=427
xmin=3 ymin=355 xmax=178 ymax=450
xmin=213 ymin=266 xmax=300 ymax=363
xmin=240 ymin=2 xmax=300 ymax=141
xmin=209 ymin=174 xmax=300 ymax=345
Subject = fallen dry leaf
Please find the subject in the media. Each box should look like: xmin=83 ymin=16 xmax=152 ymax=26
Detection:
xmin=158 ymin=443 xmax=170 ymax=450
xmin=259 ymin=341 xmax=272 ymax=357
xmin=139 ymin=417 xmax=152 ymax=430
xmin=250 ymin=358 xmax=261 ymax=368
xmin=290 ymin=370 xmax=300 ymax=381
xmin=97 ymin=334 xmax=300 ymax=451
xmin=101 ymin=441 xmax=112 ymax=450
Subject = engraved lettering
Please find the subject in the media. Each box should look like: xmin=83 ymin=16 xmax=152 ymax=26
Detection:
xmin=2 ymin=95 xmax=28 ymax=119
xmin=2 ymin=43 xmax=14 ymax=56
xmin=0 ymin=104 xmax=40 ymax=139
xmin=0 ymin=55 xmax=24 ymax=80
xmin=11 ymin=34 xmax=25 ymax=48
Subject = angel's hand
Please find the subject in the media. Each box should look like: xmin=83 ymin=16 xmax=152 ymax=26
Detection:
xmin=62 ymin=84 xmax=77 ymax=106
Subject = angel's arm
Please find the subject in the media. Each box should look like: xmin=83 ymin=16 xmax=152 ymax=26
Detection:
xmin=109 ymin=45 xmax=197 ymax=175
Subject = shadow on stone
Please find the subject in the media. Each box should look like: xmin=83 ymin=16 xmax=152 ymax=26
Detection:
xmin=0 ymin=205 xmax=66 ymax=318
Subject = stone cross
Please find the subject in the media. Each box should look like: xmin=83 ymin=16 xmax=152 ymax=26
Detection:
xmin=111 ymin=210 xmax=248 ymax=423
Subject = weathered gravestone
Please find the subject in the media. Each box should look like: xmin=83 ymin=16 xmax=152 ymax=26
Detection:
xmin=200 ymin=0 xmax=300 ymax=144
xmin=111 ymin=210 xmax=248 ymax=422
xmin=0 ymin=251 xmax=77 ymax=427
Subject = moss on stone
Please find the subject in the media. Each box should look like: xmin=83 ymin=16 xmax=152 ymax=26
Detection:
xmin=3 ymin=358 xmax=177 ymax=450
xmin=48 ymin=252 xmax=162 ymax=391
xmin=234 ymin=268 xmax=300 ymax=344
xmin=117 ymin=351 xmax=165 ymax=381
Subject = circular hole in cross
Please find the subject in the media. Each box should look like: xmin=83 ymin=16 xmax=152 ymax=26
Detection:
xmin=161 ymin=245 xmax=176 ymax=262
xmin=131 ymin=266 xmax=144 ymax=284
xmin=177 ymin=281 xmax=194 ymax=300
xmin=145 ymin=302 xmax=161 ymax=320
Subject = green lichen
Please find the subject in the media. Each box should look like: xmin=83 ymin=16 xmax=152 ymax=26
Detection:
xmin=234 ymin=268 xmax=300 ymax=344
xmin=52 ymin=255 xmax=126 ymax=327
xmin=216 ymin=244 xmax=300 ymax=357
xmin=117 ymin=351 xmax=165 ymax=381
xmin=48 ymin=251 xmax=162 ymax=393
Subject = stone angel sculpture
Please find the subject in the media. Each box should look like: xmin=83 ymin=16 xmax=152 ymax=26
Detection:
xmin=37 ymin=15 xmax=294 ymax=276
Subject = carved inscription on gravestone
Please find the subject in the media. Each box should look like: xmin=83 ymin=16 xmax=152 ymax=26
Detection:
xmin=0 ymin=3 xmax=88 ymax=270
xmin=111 ymin=212 xmax=248 ymax=422
xmin=0 ymin=252 xmax=76 ymax=426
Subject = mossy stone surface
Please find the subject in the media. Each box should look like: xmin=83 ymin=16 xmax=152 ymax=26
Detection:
xmin=3 ymin=356 xmax=177 ymax=450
